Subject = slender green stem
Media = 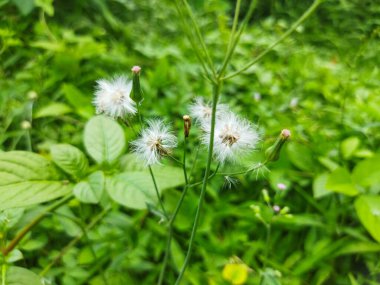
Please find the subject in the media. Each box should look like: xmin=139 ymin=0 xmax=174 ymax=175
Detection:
xmin=1 ymin=195 xmax=73 ymax=256
xmin=149 ymin=166 xmax=168 ymax=219
xmin=264 ymin=224 xmax=271 ymax=267
xmin=181 ymin=0 xmax=217 ymax=78
xmin=39 ymin=206 xmax=111 ymax=277
xmin=173 ymin=0 xmax=214 ymax=82
xmin=158 ymin=138 xmax=189 ymax=285
xmin=175 ymin=83 xmax=220 ymax=284
xmin=219 ymin=0 xmax=258 ymax=78
xmin=228 ymin=0 xmax=242 ymax=52
xmin=222 ymin=0 xmax=321 ymax=80
xmin=187 ymin=163 xmax=220 ymax=188
xmin=182 ymin=138 xmax=189 ymax=185
xmin=1 ymin=263 xmax=6 ymax=285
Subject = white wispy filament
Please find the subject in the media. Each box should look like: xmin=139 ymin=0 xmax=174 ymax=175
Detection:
xmin=131 ymin=120 xmax=177 ymax=165
xmin=189 ymin=97 xmax=228 ymax=129
xmin=93 ymin=75 xmax=136 ymax=118
xmin=204 ymin=113 xmax=260 ymax=163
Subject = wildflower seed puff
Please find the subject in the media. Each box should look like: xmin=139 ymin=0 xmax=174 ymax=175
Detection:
xmin=94 ymin=75 xmax=136 ymax=118
xmin=131 ymin=120 xmax=177 ymax=166
xmin=189 ymin=97 xmax=229 ymax=130
xmin=204 ymin=113 xmax=260 ymax=163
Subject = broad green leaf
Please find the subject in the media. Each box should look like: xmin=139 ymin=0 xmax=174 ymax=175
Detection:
xmin=61 ymin=84 xmax=93 ymax=119
xmin=51 ymin=144 xmax=88 ymax=178
xmin=317 ymin=157 xmax=339 ymax=171
xmin=341 ymin=137 xmax=360 ymax=159
xmin=73 ymin=171 xmax=104 ymax=204
xmin=0 ymin=181 xmax=71 ymax=210
xmin=34 ymin=103 xmax=72 ymax=118
xmin=313 ymin=173 xmax=332 ymax=199
xmin=352 ymin=154 xmax=380 ymax=187
xmin=11 ymin=0 xmax=35 ymax=15
xmin=106 ymin=166 xmax=185 ymax=210
xmin=7 ymin=249 xmax=23 ymax=263
xmin=355 ymin=195 xmax=380 ymax=243
xmin=0 ymin=151 xmax=57 ymax=185
xmin=0 ymin=151 xmax=72 ymax=210
xmin=326 ymin=167 xmax=359 ymax=196
xmin=84 ymin=115 xmax=126 ymax=164
xmin=0 ymin=266 xmax=42 ymax=285
xmin=286 ymin=142 xmax=314 ymax=171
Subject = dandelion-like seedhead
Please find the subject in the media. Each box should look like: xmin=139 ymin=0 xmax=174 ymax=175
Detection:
xmin=204 ymin=113 xmax=260 ymax=163
xmin=131 ymin=120 xmax=177 ymax=166
xmin=189 ymin=97 xmax=228 ymax=130
xmin=93 ymin=75 xmax=136 ymax=118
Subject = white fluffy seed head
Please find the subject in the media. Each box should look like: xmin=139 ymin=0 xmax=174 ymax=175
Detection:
xmin=203 ymin=112 xmax=260 ymax=163
xmin=131 ymin=120 xmax=177 ymax=166
xmin=189 ymin=97 xmax=229 ymax=130
xmin=93 ymin=75 xmax=136 ymax=118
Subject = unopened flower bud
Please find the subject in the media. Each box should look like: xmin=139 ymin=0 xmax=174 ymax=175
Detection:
xmin=27 ymin=91 xmax=38 ymax=100
xmin=265 ymin=129 xmax=291 ymax=163
xmin=250 ymin=205 xmax=260 ymax=214
xmin=21 ymin=120 xmax=31 ymax=130
xmin=280 ymin=206 xmax=290 ymax=215
xmin=131 ymin=66 xmax=141 ymax=74
xmin=183 ymin=115 xmax=191 ymax=138
xmin=131 ymin=66 xmax=143 ymax=104
xmin=262 ymin=189 xmax=270 ymax=203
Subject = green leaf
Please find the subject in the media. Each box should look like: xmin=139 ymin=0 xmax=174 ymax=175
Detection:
xmin=84 ymin=115 xmax=126 ymax=164
xmin=326 ymin=167 xmax=359 ymax=196
xmin=313 ymin=173 xmax=332 ymax=199
xmin=335 ymin=241 xmax=380 ymax=256
xmin=355 ymin=195 xmax=380 ymax=243
xmin=11 ymin=0 xmax=35 ymax=15
xmin=352 ymin=154 xmax=380 ymax=187
xmin=73 ymin=171 xmax=104 ymax=204
xmin=0 ymin=151 xmax=72 ymax=210
xmin=34 ymin=103 xmax=72 ymax=118
xmin=286 ymin=142 xmax=315 ymax=171
xmin=106 ymin=166 xmax=185 ymax=210
xmin=61 ymin=84 xmax=94 ymax=119
xmin=341 ymin=137 xmax=360 ymax=159
xmin=0 ymin=266 xmax=43 ymax=285
xmin=51 ymin=144 xmax=88 ymax=178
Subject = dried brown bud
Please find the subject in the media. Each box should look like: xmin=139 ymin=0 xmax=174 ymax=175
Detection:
xmin=183 ymin=115 xmax=191 ymax=138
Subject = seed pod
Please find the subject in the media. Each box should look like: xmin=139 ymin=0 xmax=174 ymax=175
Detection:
xmin=131 ymin=66 xmax=143 ymax=104
xmin=265 ymin=129 xmax=291 ymax=163
xmin=183 ymin=115 xmax=191 ymax=138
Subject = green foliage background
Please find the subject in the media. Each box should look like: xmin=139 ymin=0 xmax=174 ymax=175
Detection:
xmin=0 ymin=0 xmax=380 ymax=284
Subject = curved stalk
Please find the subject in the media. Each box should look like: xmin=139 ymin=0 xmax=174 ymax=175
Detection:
xmin=175 ymin=82 xmax=220 ymax=284
xmin=149 ymin=166 xmax=168 ymax=219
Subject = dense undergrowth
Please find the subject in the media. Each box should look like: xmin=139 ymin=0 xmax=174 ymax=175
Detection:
xmin=1 ymin=0 xmax=380 ymax=284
